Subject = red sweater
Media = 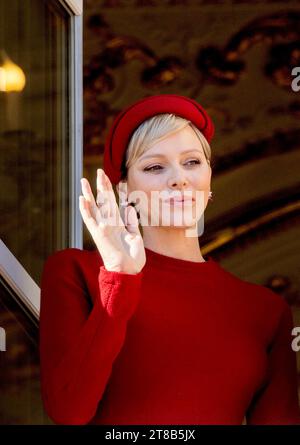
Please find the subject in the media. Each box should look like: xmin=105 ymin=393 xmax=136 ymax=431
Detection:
xmin=39 ymin=247 xmax=300 ymax=425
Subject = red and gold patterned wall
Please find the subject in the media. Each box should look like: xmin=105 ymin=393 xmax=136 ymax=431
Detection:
xmin=82 ymin=0 xmax=300 ymax=406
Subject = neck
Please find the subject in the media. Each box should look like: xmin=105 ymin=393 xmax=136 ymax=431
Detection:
xmin=141 ymin=225 xmax=206 ymax=263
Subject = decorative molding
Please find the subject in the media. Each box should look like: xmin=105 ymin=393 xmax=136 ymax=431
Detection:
xmin=202 ymin=200 xmax=300 ymax=255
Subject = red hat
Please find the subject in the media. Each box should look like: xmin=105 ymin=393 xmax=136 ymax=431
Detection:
xmin=103 ymin=94 xmax=215 ymax=184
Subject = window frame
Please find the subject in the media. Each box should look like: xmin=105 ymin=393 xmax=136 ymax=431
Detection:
xmin=59 ymin=0 xmax=82 ymax=15
xmin=0 ymin=0 xmax=83 ymax=320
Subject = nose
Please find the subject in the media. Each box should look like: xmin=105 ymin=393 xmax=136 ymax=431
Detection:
xmin=167 ymin=165 xmax=188 ymax=189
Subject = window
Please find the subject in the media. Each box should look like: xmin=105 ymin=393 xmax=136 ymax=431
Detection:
xmin=0 ymin=0 xmax=82 ymax=424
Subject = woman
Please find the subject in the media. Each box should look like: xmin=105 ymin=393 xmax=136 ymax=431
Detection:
xmin=39 ymin=94 xmax=300 ymax=425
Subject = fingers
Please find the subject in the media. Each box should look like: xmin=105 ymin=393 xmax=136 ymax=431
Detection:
xmin=80 ymin=177 xmax=99 ymax=219
xmin=124 ymin=205 xmax=141 ymax=236
xmin=96 ymin=169 xmax=114 ymax=218
xmin=96 ymin=169 xmax=106 ymax=205
xmin=79 ymin=195 xmax=98 ymax=234
xmin=116 ymin=181 xmax=128 ymax=205
xmin=99 ymin=168 xmax=114 ymax=194
xmin=80 ymin=170 xmax=126 ymax=229
xmin=97 ymin=169 xmax=124 ymax=226
xmin=116 ymin=180 xmax=130 ymax=223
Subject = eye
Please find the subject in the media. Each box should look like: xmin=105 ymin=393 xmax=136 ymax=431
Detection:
xmin=143 ymin=159 xmax=201 ymax=172
xmin=185 ymin=159 xmax=201 ymax=166
xmin=143 ymin=164 xmax=163 ymax=172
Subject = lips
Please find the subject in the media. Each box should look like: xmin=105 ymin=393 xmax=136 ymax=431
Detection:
xmin=164 ymin=196 xmax=195 ymax=203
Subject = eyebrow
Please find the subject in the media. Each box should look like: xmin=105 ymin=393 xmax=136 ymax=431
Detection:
xmin=138 ymin=149 xmax=204 ymax=162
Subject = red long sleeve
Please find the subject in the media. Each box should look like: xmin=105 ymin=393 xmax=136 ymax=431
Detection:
xmin=39 ymin=247 xmax=300 ymax=425
xmin=39 ymin=248 xmax=143 ymax=425
xmin=246 ymin=301 xmax=300 ymax=425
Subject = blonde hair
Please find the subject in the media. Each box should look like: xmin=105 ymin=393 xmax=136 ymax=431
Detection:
xmin=121 ymin=113 xmax=212 ymax=179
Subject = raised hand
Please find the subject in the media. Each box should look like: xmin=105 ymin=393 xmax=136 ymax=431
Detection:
xmin=79 ymin=169 xmax=146 ymax=275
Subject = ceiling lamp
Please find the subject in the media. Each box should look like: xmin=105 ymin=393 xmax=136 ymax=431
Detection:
xmin=0 ymin=50 xmax=26 ymax=92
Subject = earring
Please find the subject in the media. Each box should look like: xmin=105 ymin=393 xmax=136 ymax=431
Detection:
xmin=208 ymin=191 xmax=213 ymax=201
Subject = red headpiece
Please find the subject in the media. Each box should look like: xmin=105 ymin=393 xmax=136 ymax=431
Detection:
xmin=103 ymin=94 xmax=214 ymax=184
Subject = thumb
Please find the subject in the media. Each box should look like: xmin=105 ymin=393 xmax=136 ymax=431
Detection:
xmin=124 ymin=205 xmax=140 ymax=236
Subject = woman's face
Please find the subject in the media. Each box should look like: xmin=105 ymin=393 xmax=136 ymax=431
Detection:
xmin=119 ymin=125 xmax=212 ymax=229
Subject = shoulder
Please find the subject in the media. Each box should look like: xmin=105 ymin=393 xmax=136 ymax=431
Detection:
xmin=213 ymin=260 xmax=289 ymax=326
xmin=42 ymin=247 xmax=103 ymax=279
xmin=44 ymin=247 xmax=102 ymax=265
xmin=41 ymin=248 xmax=104 ymax=305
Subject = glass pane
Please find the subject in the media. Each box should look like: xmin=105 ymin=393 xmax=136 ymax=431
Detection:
xmin=0 ymin=279 xmax=53 ymax=424
xmin=0 ymin=0 xmax=70 ymax=285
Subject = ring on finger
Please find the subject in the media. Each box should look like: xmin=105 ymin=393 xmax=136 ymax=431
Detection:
xmin=96 ymin=197 xmax=108 ymax=207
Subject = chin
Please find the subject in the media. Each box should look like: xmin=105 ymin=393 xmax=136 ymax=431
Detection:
xmin=160 ymin=214 xmax=201 ymax=228
xmin=140 ymin=205 xmax=206 ymax=228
